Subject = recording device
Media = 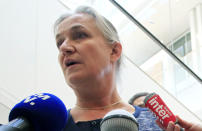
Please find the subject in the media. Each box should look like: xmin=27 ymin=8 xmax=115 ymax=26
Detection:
xmin=100 ymin=109 xmax=138 ymax=131
xmin=0 ymin=93 xmax=68 ymax=131
xmin=144 ymin=93 xmax=178 ymax=128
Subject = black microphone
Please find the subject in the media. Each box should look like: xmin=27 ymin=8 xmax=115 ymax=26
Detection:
xmin=0 ymin=93 xmax=68 ymax=131
xmin=100 ymin=109 xmax=138 ymax=131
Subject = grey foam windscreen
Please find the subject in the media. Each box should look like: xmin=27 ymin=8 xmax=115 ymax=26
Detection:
xmin=100 ymin=109 xmax=138 ymax=131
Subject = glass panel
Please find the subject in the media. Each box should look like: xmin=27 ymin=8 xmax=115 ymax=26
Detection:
xmin=114 ymin=0 xmax=202 ymax=119
xmin=140 ymin=50 xmax=202 ymax=119
xmin=115 ymin=0 xmax=202 ymax=79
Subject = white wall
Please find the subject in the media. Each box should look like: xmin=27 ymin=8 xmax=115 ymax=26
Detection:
xmin=0 ymin=0 xmax=201 ymax=125
xmin=0 ymin=104 xmax=10 ymax=124
xmin=0 ymin=0 xmax=71 ymax=123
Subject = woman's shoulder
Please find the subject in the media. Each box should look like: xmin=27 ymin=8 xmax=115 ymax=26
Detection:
xmin=64 ymin=109 xmax=101 ymax=131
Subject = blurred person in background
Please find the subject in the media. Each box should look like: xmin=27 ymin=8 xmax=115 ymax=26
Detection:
xmin=128 ymin=92 xmax=149 ymax=107
xmin=129 ymin=92 xmax=163 ymax=130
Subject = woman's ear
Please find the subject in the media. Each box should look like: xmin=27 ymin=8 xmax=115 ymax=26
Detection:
xmin=110 ymin=42 xmax=122 ymax=63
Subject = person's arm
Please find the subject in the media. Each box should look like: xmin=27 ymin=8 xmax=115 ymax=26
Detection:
xmin=165 ymin=116 xmax=202 ymax=131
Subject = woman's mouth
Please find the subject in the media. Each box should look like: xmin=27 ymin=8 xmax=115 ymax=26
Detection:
xmin=65 ymin=59 xmax=80 ymax=68
xmin=66 ymin=61 xmax=78 ymax=67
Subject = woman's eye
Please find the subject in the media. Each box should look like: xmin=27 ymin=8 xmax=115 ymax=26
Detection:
xmin=56 ymin=39 xmax=64 ymax=48
xmin=73 ymin=32 xmax=88 ymax=40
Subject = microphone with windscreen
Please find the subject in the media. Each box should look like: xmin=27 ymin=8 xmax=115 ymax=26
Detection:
xmin=0 ymin=93 xmax=67 ymax=131
xmin=144 ymin=92 xmax=184 ymax=131
xmin=100 ymin=109 xmax=138 ymax=131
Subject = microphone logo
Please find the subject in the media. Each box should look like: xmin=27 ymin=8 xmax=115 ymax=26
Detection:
xmin=23 ymin=93 xmax=51 ymax=105
xmin=144 ymin=93 xmax=177 ymax=128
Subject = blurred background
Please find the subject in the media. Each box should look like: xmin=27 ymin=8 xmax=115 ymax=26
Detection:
xmin=0 ymin=0 xmax=202 ymax=124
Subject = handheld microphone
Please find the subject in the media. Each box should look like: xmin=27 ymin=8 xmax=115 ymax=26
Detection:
xmin=144 ymin=93 xmax=177 ymax=129
xmin=100 ymin=109 xmax=138 ymax=131
xmin=0 ymin=93 xmax=68 ymax=131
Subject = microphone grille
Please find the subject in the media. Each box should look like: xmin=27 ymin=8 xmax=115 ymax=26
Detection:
xmin=101 ymin=117 xmax=138 ymax=131
xmin=100 ymin=109 xmax=138 ymax=131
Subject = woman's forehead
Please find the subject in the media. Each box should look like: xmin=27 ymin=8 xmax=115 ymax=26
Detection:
xmin=60 ymin=14 xmax=94 ymax=27
xmin=56 ymin=13 xmax=96 ymax=34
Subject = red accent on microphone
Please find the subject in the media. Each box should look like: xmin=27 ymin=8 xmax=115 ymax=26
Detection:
xmin=144 ymin=93 xmax=178 ymax=128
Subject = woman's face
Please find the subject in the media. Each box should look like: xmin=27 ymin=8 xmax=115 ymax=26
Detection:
xmin=55 ymin=14 xmax=114 ymax=86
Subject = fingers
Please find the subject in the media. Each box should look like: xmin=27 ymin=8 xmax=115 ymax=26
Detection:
xmin=166 ymin=121 xmax=182 ymax=131
xmin=156 ymin=115 xmax=189 ymax=131
xmin=174 ymin=124 xmax=181 ymax=131
xmin=167 ymin=121 xmax=175 ymax=131
xmin=176 ymin=115 xmax=192 ymax=129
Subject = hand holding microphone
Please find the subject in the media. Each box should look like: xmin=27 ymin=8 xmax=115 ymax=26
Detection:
xmin=0 ymin=93 xmax=67 ymax=131
xmin=166 ymin=116 xmax=202 ymax=131
xmin=144 ymin=92 xmax=201 ymax=131
xmin=144 ymin=93 xmax=202 ymax=131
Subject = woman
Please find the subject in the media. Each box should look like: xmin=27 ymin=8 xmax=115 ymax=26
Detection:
xmin=54 ymin=6 xmax=160 ymax=131
xmin=53 ymin=6 xmax=201 ymax=131
xmin=54 ymin=6 xmax=135 ymax=131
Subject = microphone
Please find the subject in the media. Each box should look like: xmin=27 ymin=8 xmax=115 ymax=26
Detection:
xmin=144 ymin=93 xmax=178 ymax=129
xmin=0 ymin=93 xmax=68 ymax=131
xmin=100 ymin=109 xmax=138 ymax=131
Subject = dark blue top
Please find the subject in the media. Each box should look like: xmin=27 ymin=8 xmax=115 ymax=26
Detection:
xmin=63 ymin=106 xmax=163 ymax=131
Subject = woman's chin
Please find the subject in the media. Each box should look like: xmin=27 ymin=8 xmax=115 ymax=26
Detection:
xmin=66 ymin=73 xmax=86 ymax=85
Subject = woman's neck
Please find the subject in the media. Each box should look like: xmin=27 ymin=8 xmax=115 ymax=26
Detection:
xmin=75 ymin=86 xmax=121 ymax=108
xmin=72 ymin=72 xmax=116 ymax=102
xmin=70 ymin=101 xmax=135 ymax=123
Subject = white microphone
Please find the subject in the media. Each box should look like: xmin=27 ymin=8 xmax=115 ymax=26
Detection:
xmin=100 ymin=109 xmax=138 ymax=131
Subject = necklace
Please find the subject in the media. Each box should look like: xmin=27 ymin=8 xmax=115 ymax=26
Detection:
xmin=75 ymin=100 xmax=122 ymax=110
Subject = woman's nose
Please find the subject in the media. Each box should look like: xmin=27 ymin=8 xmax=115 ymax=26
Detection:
xmin=60 ymin=40 xmax=76 ymax=55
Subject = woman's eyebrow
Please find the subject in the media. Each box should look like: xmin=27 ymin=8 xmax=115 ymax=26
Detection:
xmin=56 ymin=25 xmax=86 ymax=39
xmin=70 ymin=25 xmax=86 ymax=33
